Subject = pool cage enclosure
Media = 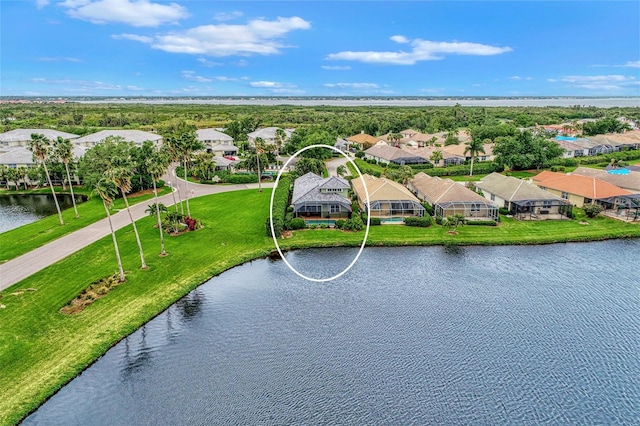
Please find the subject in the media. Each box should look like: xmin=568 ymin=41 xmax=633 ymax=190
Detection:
xmin=294 ymin=200 xmax=352 ymax=219
xmin=363 ymin=200 xmax=425 ymax=217
xmin=508 ymin=199 xmax=573 ymax=220
xmin=434 ymin=201 xmax=499 ymax=221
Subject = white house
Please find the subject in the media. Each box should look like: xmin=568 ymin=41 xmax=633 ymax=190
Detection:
xmin=0 ymin=129 xmax=79 ymax=147
xmin=73 ymin=130 xmax=162 ymax=147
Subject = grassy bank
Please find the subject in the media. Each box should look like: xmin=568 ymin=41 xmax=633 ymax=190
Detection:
xmin=0 ymin=186 xmax=171 ymax=263
xmin=0 ymin=188 xmax=639 ymax=425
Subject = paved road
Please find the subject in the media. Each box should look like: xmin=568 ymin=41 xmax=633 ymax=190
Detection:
xmin=326 ymin=155 xmax=351 ymax=177
xmin=0 ymin=169 xmax=273 ymax=291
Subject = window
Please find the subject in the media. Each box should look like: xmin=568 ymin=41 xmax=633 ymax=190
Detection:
xmin=561 ymin=192 xmax=569 ymax=199
xmin=471 ymin=203 xmax=481 ymax=212
xmin=330 ymin=204 xmax=340 ymax=213
xmin=490 ymin=194 xmax=495 ymax=202
xmin=543 ymin=200 xmax=552 ymax=209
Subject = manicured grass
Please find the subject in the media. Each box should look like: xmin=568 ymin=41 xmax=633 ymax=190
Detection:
xmin=0 ymin=188 xmax=639 ymax=425
xmin=0 ymin=186 xmax=171 ymax=263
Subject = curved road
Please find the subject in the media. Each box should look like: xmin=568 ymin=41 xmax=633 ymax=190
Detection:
xmin=0 ymin=169 xmax=273 ymax=291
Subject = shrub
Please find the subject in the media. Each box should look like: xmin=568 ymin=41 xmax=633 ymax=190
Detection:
xmin=423 ymin=203 xmax=434 ymax=216
xmin=404 ymin=216 xmax=432 ymax=227
xmin=582 ymin=203 xmax=604 ymax=218
xmin=335 ymin=219 xmax=346 ymax=229
xmin=550 ymin=166 xmax=565 ymax=172
xmin=370 ymin=217 xmax=381 ymax=226
xmin=266 ymin=217 xmax=283 ymax=237
xmin=343 ymin=215 xmax=364 ymax=231
xmin=466 ymin=220 xmax=498 ymax=226
xmin=499 ymin=207 xmax=510 ymax=215
xmin=288 ymin=217 xmax=306 ymax=230
xmin=435 ymin=216 xmax=443 ymax=225
xmin=355 ymin=151 xmax=365 ymax=158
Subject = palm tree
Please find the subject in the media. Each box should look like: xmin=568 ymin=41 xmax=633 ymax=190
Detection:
xmin=430 ymin=150 xmax=443 ymax=167
xmin=53 ymin=136 xmax=80 ymax=218
xmin=146 ymin=149 xmax=170 ymax=256
xmin=464 ymin=138 xmax=486 ymax=177
xmin=29 ymin=133 xmax=64 ymax=225
xmin=274 ymin=128 xmax=287 ymax=155
xmin=16 ymin=166 xmax=29 ymax=190
xmin=254 ymin=137 xmax=265 ymax=192
xmin=93 ymin=178 xmax=126 ymax=282
xmin=167 ymin=129 xmax=203 ymax=217
xmin=106 ymin=165 xmax=148 ymax=269
xmin=164 ymin=136 xmax=185 ymax=214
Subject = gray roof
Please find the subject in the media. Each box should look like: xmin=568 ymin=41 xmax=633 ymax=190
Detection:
xmin=73 ymin=130 xmax=162 ymax=145
xmin=0 ymin=145 xmax=87 ymax=165
xmin=292 ymin=172 xmax=352 ymax=207
xmin=212 ymin=156 xmax=238 ymax=167
xmin=365 ymin=144 xmax=427 ymax=163
xmin=196 ymin=128 xmax=233 ymax=142
xmin=318 ymin=175 xmax=350 ymax=190
xmin=211 ymin=144 xmax=238 ymax=152
xmin=0 ymin=129 xmax=79 ymax=143
xmin=572 ymin=167 xmax=640 ymax=192
xmin=410 ymin=172 xmax=492 ymax=205
xmin=476 ymin=173 xmax=567 ymax=203
xmin=247 ymin=127 xmax=293 ymax=140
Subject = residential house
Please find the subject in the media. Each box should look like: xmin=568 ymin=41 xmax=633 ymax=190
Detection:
xmin=570 ymin=137 xmax=616 ymax=156
xmin=345 ymin=132 xmax=383 ymax=150
xmin=351 ymin=173 xmax=425 ymax=220
xmin=247 ymin=127 xmax=292 ymax=149
xmin=553 ymin=138 xmax=588 ymax=158
xmin=0 ymin=129 xmax=79 ymax=147
xmin=588 ymin=131 xmax=640 ymax=151
xmin=532 ymin=170 xmax=639 ymax=210
xmin=476 ymin=172 xmax=572 ymax=220
xmin=364 ymin=144 xmax=429 ymax=166
xmin=196 ymin=128 xmax=235 ymax=155
xmin=404 ymin=146 xmax=465 ymax=167
xmin=73 ymin=130 xmax=162 ymax=147
xmin=408 ymin=172 xmax=498 ymax=221
xmin=572 ymin=167 xmax=640 ymax=193
xmin=0 ymin=145 xmax=87 ymax=169
xmin=291 ymin=173 xmax=352 ymax=219
xmin=442 ymin=143 xmax=495 ymax=162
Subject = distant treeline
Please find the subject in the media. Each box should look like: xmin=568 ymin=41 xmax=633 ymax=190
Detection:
xmin=1 ymin=103 xmax=639 ymax=139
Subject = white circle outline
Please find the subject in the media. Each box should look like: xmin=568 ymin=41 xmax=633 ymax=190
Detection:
xmin=269 ymin=144 xmax=371 ymax=282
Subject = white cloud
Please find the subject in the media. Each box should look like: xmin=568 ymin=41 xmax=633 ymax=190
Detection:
xmin=321 ymin=65 xmax=351 ymax=71
xmin=214 ymin=76 xmax=249 ymax=82
xmin=249 ymin=80 xmax=302 ymax=94
xmin=324 ymin=83 xmax=379 ymax=89
xmin=126 ymin=85 xmax=144 ymax=91
xmin=214 ymin=11 xmax=243 ymax=21
xmin=548 ymin=74 xmax=638 ymax=91
xmin=326 ymin=35 xmax=512 ymax=65
xmin=35 ymin=56 xmax=83 ymax=62
xmin=30 ymin=77 xmax=122 ymax=90
xmin=250 ymin=81 xmax=285 ymax=88
xmin=197 ymin=58 xmax=223 ymax=67
xmin=624 ymin=60 xmax=640 ymax=68
xmin=508 ymin=76 xmax=532 ymax=81
xmin=36 ymin=0 xmax=50 ymax=9
xmin=62 ymin=0 xmax=188 ymax=27
xmin=112 ymin=33 xmax=154 ymax=43
xmin=139 ymin=16 xmax=311 ymax=56
xmin=181 ymin=71 xmax=213 ymax=83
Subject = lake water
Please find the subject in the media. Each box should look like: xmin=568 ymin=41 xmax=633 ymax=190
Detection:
xmin=0 ymin=193 xmax=82 ymax=233
xmin=78 ymin=97 xmax=640 ymax=108
xmin=22 ymin=242 xmax=640 ymax=425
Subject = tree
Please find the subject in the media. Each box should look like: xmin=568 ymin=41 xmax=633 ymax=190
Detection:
xmin=336 ymin=165 xmax=348 ymax=177
xmin=274 ymin=128 xmax=287 ymax=155
xmin=16 ymin=166 xmax=29 ymax=190
xmin=583 ymin=203 xmax=604 ymax=218
xmin=430 ymin=150 xmax=443 ymax=166
xmin=295 ymin=158 xmax=325 ymax=176
xmin=164 ymin=126 xmax=204 ymax=216
xmin=464 ymin=138 xmax=486 ymax=176
xmin=493 ymin=130 xmax=563 ymax=171
xmin=53 ymin=136 xmax=80 ymax=218
xmin=29 ymin=133 xmax=64 ymax=225
xmin=254 ymin=137 xmax=265 ymax=192
xmin=107 ymin=165 xmax=148 ymax=269
xmin=92 ymin=178 xmax=126 ymax=282
xmin=146 ymin=148 xmax=170 ymax=256
xmin=444 ymin=130 xmax=460 ymax=146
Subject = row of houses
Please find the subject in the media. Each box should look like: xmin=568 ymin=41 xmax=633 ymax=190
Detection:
xmin=290 ymin=163 xmax=640 ymax=225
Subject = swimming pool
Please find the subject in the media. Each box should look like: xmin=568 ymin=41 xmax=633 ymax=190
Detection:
xmin=380 ymin=217 xmax=406 ymax=224
xmin=555 ymin=136 xmax=578 ymax=141
xmin=305 ymin=219 xmax=336 ymax=226
xmin=607 ymin=169 xmax=630 ymax=175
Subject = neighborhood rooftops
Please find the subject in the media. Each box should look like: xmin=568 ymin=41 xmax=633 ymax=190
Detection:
xmin=0 ymin=129 xmax=79 ymax=146
xmin=409 ymin=172 xmax=491 ymax=205
xmin=476 ymin=172 xmax=567 ymax=203
xmin=196 ymin=128 xmax=233 ymax=142
xmin=291 ymin=172 xmax=352 ymax=207
xmin=532 ymin=170 xmax=633 ymax=200
xmin=572 ymin=167 xmax=640 ymax=193
xmin=73 ymin=130 xmax=162 ymax=146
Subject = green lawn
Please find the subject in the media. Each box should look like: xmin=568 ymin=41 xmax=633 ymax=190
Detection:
xmin=0 ymin=186 xmax=171 ymax=263
xmin=0 ymin=188 xmax=639 ymax=425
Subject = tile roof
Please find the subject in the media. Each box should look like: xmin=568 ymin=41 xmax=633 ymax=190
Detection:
xmin=476 ymin=173 xmax=567 ymax=203
xmin=0 ymin=145 xmax=87 ymax=165
xmin=211 ymin=144 xmax=238 ymax=152
xmin=532 ymin=170 xmax=633 ymax=200
xmin=409 ymin=172 xmax=491 ymax=205
xmin=351 ymin=173 xmax=421 ymax=203
xmin=573 ymin=166 xmax=640 ymax=193
xmin=247 ymin=127 xmax=293 ymax=140
xmin=364 ymin=144 xmax=427 ymax=162
xmin=346 ymin=133 xmax=383 ymax=144
xmin=0 ymin=129 xmax=79 ymax=143
xmin=73 ymin=130 xmax=162 ymax=145
xmin=196 ymin=128 xmax=233 ymax=142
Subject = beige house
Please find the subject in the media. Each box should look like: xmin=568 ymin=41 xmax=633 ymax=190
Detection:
xmin=0 ymin=129 xmax=79 ymax=147
xmin=73 ymin=130 xmax=162 ymax=147
xmin=196 ymin=128 xmax=236 ymax=156
xmin=351 ymin=174 xmax=425 ymax=220
xmin=408 ymin=172 xmax=498 ymax=221
xmin=247 ymin=127 xmax=292 ymax=148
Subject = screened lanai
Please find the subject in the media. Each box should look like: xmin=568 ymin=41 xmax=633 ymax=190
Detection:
xmin=508 ymin=199 xmax=573 ymax=220
xmin=365 ymin=199 xmax=425 ymax=217
xmin=435 ymin=201 xmax=498 ymax=221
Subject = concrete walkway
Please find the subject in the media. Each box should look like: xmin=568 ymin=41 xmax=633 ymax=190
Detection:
xmin=0 ymin=168 xmax=273 ymax=291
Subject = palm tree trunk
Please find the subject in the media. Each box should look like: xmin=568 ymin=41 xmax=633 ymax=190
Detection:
xmin=469 ymin=156 xmax=475 ymax=177
xmin=184 ymin=161 xmax=191 ymax=217
xmin=175 ymin=164 xmax=184 ymax=215
xmin=153 ymin=179 xmax=167 ymax=256
xmin=103 ymin=199 xmax=125 ymax=282
xmin=256 ymin=153 xmax=262 ymax=192
xmin=64 ymin=161 xmax=79 ymax=218
xmin=121 ymin=189 xmax=147 ymax=269
xmin=43 ymin=162 xmax=64 ymax=225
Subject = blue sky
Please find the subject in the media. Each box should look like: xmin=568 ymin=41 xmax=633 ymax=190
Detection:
xmin=1 ymin=1 xmax=639 ymax=97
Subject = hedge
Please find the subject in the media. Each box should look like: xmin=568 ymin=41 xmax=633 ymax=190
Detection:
xmin=265 ymin=175 xmax=292 ymax=237
xmin=465 ymin=220 xmax=498 ymax=226
xmin=404 ymin=216 xmax=432 ymax=227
